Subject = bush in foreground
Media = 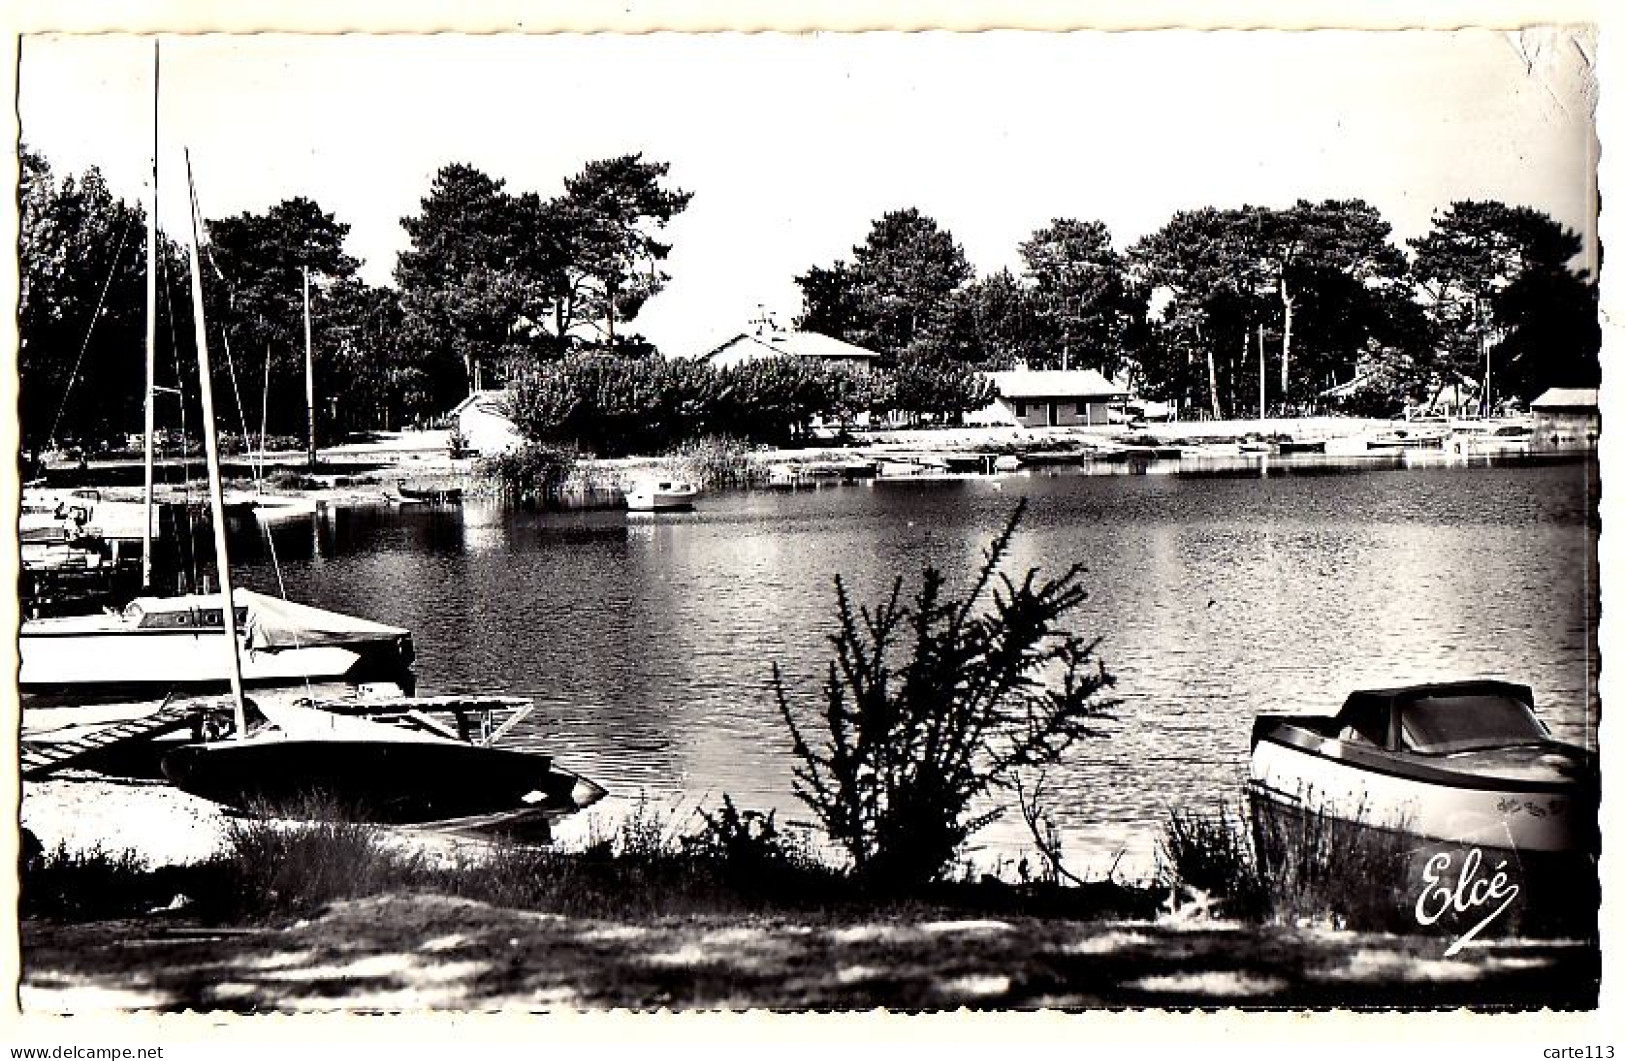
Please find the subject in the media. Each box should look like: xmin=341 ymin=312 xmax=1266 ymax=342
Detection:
xmin=775 ymin=499 xmax=1120 ymax=889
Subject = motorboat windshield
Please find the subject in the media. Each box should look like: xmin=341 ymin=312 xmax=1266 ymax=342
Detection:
xmin=1398 ymin=691 xmax=1551 ymax=755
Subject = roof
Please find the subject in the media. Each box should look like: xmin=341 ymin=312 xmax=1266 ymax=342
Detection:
xmin=703 ymin=330 xmax=878 ymax=363
xmin=987 ymin=368 xmax=1126 ymax=400
xmin=1530 ymin=387 xmax=1599 ymax=410
xmin=451 ymin=389 xmax=511 ymax=417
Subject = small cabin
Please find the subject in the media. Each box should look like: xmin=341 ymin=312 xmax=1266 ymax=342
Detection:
xmin=970 ymin=367 xmax=1128 ymax=428
xmin=1529 ymin=388 xmax=1599 ymax=447
xmin=450 ymin=390 xmax=523 ymax=456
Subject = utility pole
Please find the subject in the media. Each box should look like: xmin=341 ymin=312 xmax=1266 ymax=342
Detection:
xmin=142 ymin=39 xmax=159 ymax=590
xmin=303 ymin=266 xmax=317 ymax=468
xmin=1257 ymin=322 xmax=1266 ymax=421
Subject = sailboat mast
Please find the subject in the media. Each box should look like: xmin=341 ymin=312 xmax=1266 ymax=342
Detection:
xmin=303 ymin=266 xmax=316 ymax=468
xmin=141 ymin=39 xmax=159 ymax=590
xmin=184 ymin=149 xmax=248 ymax=737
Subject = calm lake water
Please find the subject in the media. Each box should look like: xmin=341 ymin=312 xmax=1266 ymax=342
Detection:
xmin=231 ymin=453 xmax=1601 ymax=875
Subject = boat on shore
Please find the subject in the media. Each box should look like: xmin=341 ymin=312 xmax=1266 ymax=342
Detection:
xmin=625 ymin=478 xmax=699 ymax=511
xmin=1249 ymin=679 xmax=1597 ymax=859
xmin=160 ymin=699 xmax=606 ymax=835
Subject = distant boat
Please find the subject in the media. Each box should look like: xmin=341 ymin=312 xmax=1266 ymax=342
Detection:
xmin=161 ymin=699 xmax=606 ymax=832
xmin=1448 ymin=420 xmax=1533 ymax=453
xmin=1366 ymin=426 xmax=1447 ymax=449
xmin=991 ymin=454 xmax=1023 ymax=473
xmin=625 ymin=478 xmax=699 ymax=511
xmin=1249 ymin=679 xmax=1597 ymax=858
xmin=765 ymin=464 xmax=807 ymax=489
xmin=397 ymin=478 xmax=465 ymax=503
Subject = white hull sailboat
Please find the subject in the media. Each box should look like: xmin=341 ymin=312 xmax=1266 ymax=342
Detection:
xmin=19 ymin=589 xmax=414 ymax=702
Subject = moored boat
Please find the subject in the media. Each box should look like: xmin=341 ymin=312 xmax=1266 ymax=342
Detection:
xmin=1365 ymin=425 xmax=1448 ymax=449
xmin=19 ymin=589 xmax=415 ymax=703
xmin=625 ymin=478 xmax=699 ymax=511
xmin=397 ymin=478 xmax=466 ymax=503
xmin=1249 ymin=679 xmax=1597 ymax=858
xmin=1448 ymin=420 xmax=1534 ymax=453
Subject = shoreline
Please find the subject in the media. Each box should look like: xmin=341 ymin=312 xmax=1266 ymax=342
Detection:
xmin=32 ymin=415 xmax=1592 ymax=509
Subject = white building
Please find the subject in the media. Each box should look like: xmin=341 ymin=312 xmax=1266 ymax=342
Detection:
xmin=700 ymin=328 xmax=879 ymax=373
xmin=450 ymin=389 xmax=523 ymax=456
xmin=969 ymin=367 xmax=1128 ymax=428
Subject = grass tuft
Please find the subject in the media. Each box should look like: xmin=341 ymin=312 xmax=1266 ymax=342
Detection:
xmin=1159 ymin=799 xmax=1415 ymax=932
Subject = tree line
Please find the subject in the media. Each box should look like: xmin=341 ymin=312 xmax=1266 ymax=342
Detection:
xmin=17 ymin=143 xmax=1599 ymax=458
xmin=17 ymin=148 xmax=692 ymax=454
xmin=795 ymin=201 xmax=1598 ymax=421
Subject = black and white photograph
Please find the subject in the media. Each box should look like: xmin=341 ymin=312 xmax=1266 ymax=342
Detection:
xmin=2 ymin=16 xmax=1609 ymax=1030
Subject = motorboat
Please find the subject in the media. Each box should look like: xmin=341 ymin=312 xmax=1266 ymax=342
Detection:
xmin=160 ymin=699 xmax=606 ymax=833
xmin=1365 ymin=425 xmax=1448 ymax=450
xmin=624 ymin=478 xmax=699 ymax=511
xmin=18 ymin=588 xmax=415 ymax=703
xmin=1448 ymin=420 xmax=1534 ymax=453
xmin=765 ymin=464 xmax=808 ymax=489
xmin=1249 ymin=680 xmax=1597 ymax=858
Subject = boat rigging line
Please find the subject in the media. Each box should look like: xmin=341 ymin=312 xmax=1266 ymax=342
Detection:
xmin=43 ymin=211 xmax=135 ymax=452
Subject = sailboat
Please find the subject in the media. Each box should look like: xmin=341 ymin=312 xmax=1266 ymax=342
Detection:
xmin=141 ymin=115 xmax=603 ymax=831
xmin=16 ymin=43 xmax=413 ymax=705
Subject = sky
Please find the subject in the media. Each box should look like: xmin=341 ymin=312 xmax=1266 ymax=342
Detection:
xmin=16 ymin=29 xmax=1599 ymax=359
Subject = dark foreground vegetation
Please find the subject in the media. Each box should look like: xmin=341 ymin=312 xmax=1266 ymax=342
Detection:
xmin=19 ymin=812 xmax=1601 ymax=1011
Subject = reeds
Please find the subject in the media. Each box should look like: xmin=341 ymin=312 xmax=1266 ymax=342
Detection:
xmin=1158 ymin=798 xmax=1415 ymax=932
xmin=661 ymin=434 xmax=762 ymax=489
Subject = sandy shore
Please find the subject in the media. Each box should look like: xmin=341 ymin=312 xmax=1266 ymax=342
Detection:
xmin=19 ymin=771 xmax=582 ymax=872
xmin=20 ymin=891 xmax=1600 ymax=1012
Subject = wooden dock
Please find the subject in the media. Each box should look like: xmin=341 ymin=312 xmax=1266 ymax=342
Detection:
xmin=20 ymin=700 xmax=197 ymax=780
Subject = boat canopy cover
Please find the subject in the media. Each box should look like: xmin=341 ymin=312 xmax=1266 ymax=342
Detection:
xmin=1339 ymin=679 xmax=1535 ymax=717
xmin=1336 ymin=680 xmax=1535 ymax=744
xmin=123 ymin=589 xmax=409 ymax=649
xmin=239 ymin=589 xmax=409 ymax=650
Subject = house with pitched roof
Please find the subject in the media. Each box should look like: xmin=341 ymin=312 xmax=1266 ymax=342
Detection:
xmin=450 ymin=389 xmax=523 ymax=455
xmin=700 ymin=327 xmax=879 ymax=373
xmin=969 ymin=367 xmax=1128 ymax=428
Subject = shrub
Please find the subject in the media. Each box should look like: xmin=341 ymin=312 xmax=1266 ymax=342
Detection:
xmin=1157 ymin=805 xmax=1270 ymax=920
xmin=663 ymin=434 xmax=760 ymax=489
xmin=1250 ymin=797 xmax=1414 ymax=932
xmin=475 ymin=441 xmax=578 ymax=503
xmin=21 ymin=841 xmax=156 ymax=920
xmin=775 ymin=499 xmax=1119 ymax=888
xmin=205 ymin=794 xmax=428 ymax=919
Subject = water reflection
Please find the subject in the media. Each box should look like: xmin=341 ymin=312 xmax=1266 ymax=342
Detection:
xmin=233 ymin=455 xmax=1599 ymax=874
